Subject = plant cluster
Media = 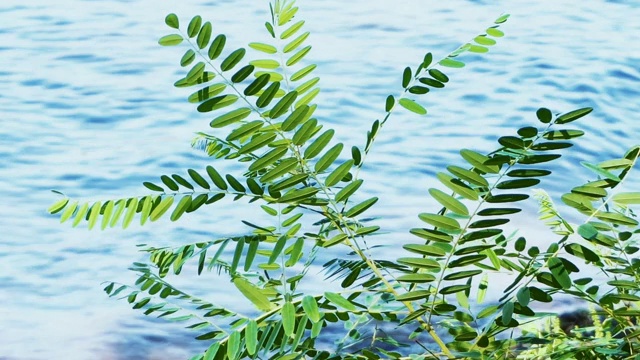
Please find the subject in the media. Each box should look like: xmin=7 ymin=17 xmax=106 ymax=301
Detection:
xmin=49 ymin=1 xmax=640 ymax=359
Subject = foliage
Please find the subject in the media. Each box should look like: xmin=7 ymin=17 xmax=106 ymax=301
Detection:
xmin=48 ymin=1 xmax=640 ymax=359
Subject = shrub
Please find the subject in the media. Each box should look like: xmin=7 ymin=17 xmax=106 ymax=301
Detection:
xmin=49 ymin=1 xmax=640 ymax=359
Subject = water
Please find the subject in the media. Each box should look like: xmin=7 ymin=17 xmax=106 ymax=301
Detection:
xmin=1 ymin=0 xmax=639 ymax=359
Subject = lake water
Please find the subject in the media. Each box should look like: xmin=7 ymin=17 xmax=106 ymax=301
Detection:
xmin=1 ymin=0 xmax=639 ymax=359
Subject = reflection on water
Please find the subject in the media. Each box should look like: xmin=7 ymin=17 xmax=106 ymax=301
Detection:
xmin=1 ymin=0 xmax=639 ymax=358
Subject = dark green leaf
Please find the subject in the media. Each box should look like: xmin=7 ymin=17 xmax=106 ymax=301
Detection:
xmin=448 ymin=255 xmax=486 ymax=268
xmin=402 ymin=67 xmax=412 ymax=88
xmin=197 ymin=95 xmax=239 ymax=112
xmin=496 ymin=178 xmax=540 ymax=189
xmin=443 ymin=270 xmax=483 ymax=281
xmin=477 ymin=208 xmax=521 ymax=216
xmin=419 ymin=77 xmax=444 ymax=88
xmin=256 ymin=81 xmax=280 ymax=108
xmin=345 ymin=197 xmax=378 ymax=218
xmin=230 ymin=65 xmax=255 ymax=83
xmin=220 ymin=48 xmax=246 ymax=71
xmin=485 ymin=194 xmax=529 ymax=203
xmin=244 ymin=73 xmax=270 ymax=96
xmin=385 ymin=95 xmax=395 ymax=112
xmin=315 ymin=143 xmax=343 ymax=173
xmin=206 ymin=166 xmax=227 ymax=190
xmin=556 ymin=107 xmax=592 ymax=124
xmin=507 ymin=169 xmax=551 ymax=177
xmin=428 ymin=69 xmax=449 ymax=82
xmin=536 ymin=108 xmax=552 ymax=123
xmin=397 ymin=257 xmax=440 ymax=270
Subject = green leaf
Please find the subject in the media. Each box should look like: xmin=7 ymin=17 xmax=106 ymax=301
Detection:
xmin=238 ymin=133 xmax=276 ymax=154
xmin=256 ymin=81 xmax=280 ymax=108
xmin=542 ymin=129 xmax=585 ymax=140
xmin=188 ymin=83 xmax=227 ymax=103
xmin=245 ymin=320 xmax=258 ymax=355
xmin=284 ymin=31 xmax=310 ymax=53
xmin=396 ymin=290 xmax=430 ymax=301
xmin=556 ymin=107 xmax=592 ymax=124
xmin=220 ymin=48 xmax=246 ymax=71
xmin=397 ymin=257 xmax=440 ymax=270
xmin=403 ymin=244 xmax=446 ymax=257
xmin=581 ymin=161 xmax=621 ymax=181
xmin=122 ymin=198 xmax=137 ymax=229
xmin=302 ymin=295 xmax=321 ymax=323
xmin=227 ymin=331 xmax=240 ymax=360
xmin=197 ymin=95 xmax=239 ymax=112
xmin=345 ymin=197 xmax=378 ymax=218
xmin=270 ymin=91 xmax=298 ymax=119
xmin=548 ymin=257 xmax=571 ymax=289
xmin=233 ymin=277 xmax=274 ymax=311
xmin=281 ymin=20 xmax=305 ymax=39
xmin=419 ymin=212 xmax=460 ymax=231
xmin=206 ymin=166 xmax=227 ymax=190
xmin=448 ymin=255 xmax=486 ymax=268
xmin=443 ymin=270 xmax=483 ymax=281
xmin=187 ymin=15 xmax=202 ymax=38
xmin=335 ymin=179 xmax=363 ymax=203
xmin=165 ymin=13 xmax=179 ymax=29
xmin=315 ymin=143 xmax=343 ymax=173
xmin=398 ymin=98 xmax=427 ymax=115
xmin=59 ymin=201 xmax=78 ymax=223
xmin=100 ymin=201 xmax=114 ymax=230
xmin=410 ymin=228 xmax=453 ymax=243
xmin=325 ymin=160 xmax=353 ymax=187
xmin=530 ymin=142 xmax=572 ymax=151
xmin=210 ymin=107 xmax=252 ymax=128
xmin=278 ymin=187 xmax=319 ymax=203
xmin=150 ymin=197 xmax=174 ymax=221
xmin=180 ymin=49 xmax=196 ymax=67
xmin=248 ymin=42 xmax=277 ymax=54
xmin=250 ymin=59 xmax=280 ymax=69
xmin=158 ymin=34 xmax=183 ymax=46
xmin=439 ymin=58 xmax=465 ymax=68
xmin=197 ymin=22 xmax=212 ymax=49
xmin=571 ymin=185 xmax=607 ymax=198
xmin=501 ymin=301 xmax=514 ymax=325
xmin=324 ymin=292 xmax=356 ymax=311
xmin=447 ymin=166 xmax=489 ymax=187
xmin=282 ymin=302 xmax=295 ymax=337
xmin=486 ymin=27 xmax=504 ymax=37
xmin=612 ymin=192 xmax=640 ymax=205
xmin=290 ymin=64 xmax=316 ymax=81
xmin=437 ymin=172 xmax=478 ymax=201
xmin=595 ymin=212 xmax=639 ymax=226
xmin=261 ymin=158 xmax=298 ymax=183
xmin=171 ymin=174 xmax=193 ymax=190
xmin=304 ymin=130 xmax=334 ymax=159
xmin=429 ymin=188 xmax=469 ymax=216
xmin=498 ymin=136 xmax=525 ymax=149
xmin=287 ymin=45 xmax=311 ymax=66
xmin=494 ymin=14 xmax=510 ymax=23
xmin=474 ymin=35 xmax=496 ymax=46
xmin=49 ymin=198 xmax=69 ymax=214
xmin=397 ymin=273 xmax=436 ymax=283
xmin=87 ymin=201 xmax=101 ymax=230
xmin=423 ymin=52 xmax=433 ymax=67
xmin=208 ymin=34 xmax=226 ymax=60
xmin=460 ymin=149 xmax=500 ymax=174
xmin=170 ymin=196 xmax=191 ymax=222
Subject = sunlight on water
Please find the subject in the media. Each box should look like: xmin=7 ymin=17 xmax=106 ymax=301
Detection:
xmin=1 ymin=0 xmax=639 ymax=358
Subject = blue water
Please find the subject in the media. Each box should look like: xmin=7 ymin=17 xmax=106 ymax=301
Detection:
xmin=1 ymin=0 xmax=639 ymax=359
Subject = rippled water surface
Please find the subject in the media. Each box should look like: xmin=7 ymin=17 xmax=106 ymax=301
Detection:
xmin=1 ymin=0 xmax=640 ymax=359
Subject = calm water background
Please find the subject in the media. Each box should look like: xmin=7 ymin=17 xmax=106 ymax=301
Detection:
xmin=1 ymin=0 xmax=639 ymax=359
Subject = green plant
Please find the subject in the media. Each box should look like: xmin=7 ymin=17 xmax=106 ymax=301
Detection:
xmin=48 ymin=1 xmax=640 ymax=359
